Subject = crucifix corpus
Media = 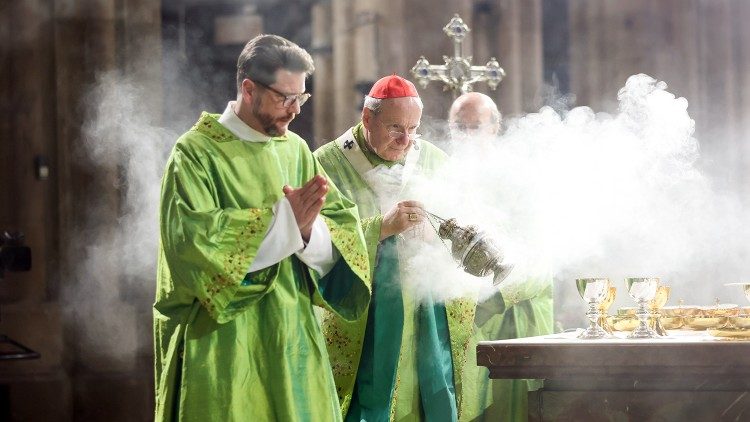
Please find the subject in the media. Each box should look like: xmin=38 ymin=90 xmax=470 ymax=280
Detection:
xmin=410 ymin=14 xmax=506 ymax=97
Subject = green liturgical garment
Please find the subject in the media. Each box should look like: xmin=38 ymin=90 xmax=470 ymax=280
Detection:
xmin=154 ymin=113 xmax=371 ymax=422
xmin=315 ymin=124 xmax=475 ymax=422
xmin=343 ymin=238 xmax=457 ymax=422
xmin=345 ymin=237 xmax=404 ymax=422
xmin=462 ymin=278 xmax=554 ymax=422
xmin=416 ymin=296 xmax=458 ymax=421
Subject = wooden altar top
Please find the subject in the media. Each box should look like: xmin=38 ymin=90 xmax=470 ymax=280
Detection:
xmin=476 ymin=330 xmax=750 ymax=382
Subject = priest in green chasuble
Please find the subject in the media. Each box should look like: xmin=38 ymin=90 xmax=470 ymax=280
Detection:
xmin=154 ymin=34 xmax=371 ymax=421
xmin=447 ymin=91 xmax=554 ymax=422
xmin=315 ymin=75 xmax=485 ymax=421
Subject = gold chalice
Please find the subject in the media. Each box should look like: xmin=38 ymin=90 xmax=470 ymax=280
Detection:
xmin=625 ymin=277 xmax=661 ymax=339
xmin=648 ymin=285 xmax=670 ymax=336
xmin=576 ymin=278 xmax=613 ymax=339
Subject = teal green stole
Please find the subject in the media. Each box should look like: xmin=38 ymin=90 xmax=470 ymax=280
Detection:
xmin=345 ymin=237 xmax=457 ymax=421
xmin=417 ymin=296 xmax=458 ymax=421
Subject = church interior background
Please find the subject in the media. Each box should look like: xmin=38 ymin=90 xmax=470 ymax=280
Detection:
xmin=1 ymin=0 xmax=749 ymax=419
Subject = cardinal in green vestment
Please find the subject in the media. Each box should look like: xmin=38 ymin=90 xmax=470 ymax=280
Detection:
xmin=154 ymin=35 xmax=371 ymax=422
xmin=314 ymin=75 xmax=484 ymax=422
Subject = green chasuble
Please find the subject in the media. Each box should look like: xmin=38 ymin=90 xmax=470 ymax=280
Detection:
xmin=462 ymin=278 xmax=554 ymax=422
xmin=154 ymin=113 xmax=371 ymax=422
xmin=314 ymin=123 xmax=478 ymax=421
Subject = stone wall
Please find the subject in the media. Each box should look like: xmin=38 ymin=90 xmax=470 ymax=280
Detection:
xmin=0 ymin=0 xmax=161 ymax=420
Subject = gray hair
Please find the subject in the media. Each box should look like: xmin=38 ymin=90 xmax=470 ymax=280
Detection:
xmin=363 ymin=95 xmax=424 ymax=114
xmin=236 ymin=34 xmax=315 ymax=92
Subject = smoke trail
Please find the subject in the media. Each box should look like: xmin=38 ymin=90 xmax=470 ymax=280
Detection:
xmin=62 ymin=71 xmax=175 ymax=367
xmin=402 ymin=74 xmax=750 ymax=316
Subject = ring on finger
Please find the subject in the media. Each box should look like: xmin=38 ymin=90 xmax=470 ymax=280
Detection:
xmin=407 ymin=212 xmax=419 ymax=221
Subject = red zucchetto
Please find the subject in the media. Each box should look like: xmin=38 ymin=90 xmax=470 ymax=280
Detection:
xmin=367 ymin=74 xmax=419 ymax=99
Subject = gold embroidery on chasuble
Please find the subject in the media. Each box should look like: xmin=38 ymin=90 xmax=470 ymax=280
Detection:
xmin=200 ymin=209 xmax=271 ymax=314
xmin=320 ymin=217 xmax=371 ymax=408
xmin=192 ymin=113 xmax=236 ymax=143
xmin=323 ymin=216 xmax=371 ymax=283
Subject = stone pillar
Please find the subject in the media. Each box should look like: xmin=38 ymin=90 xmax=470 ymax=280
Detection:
xmin=53 ymin=0 xmax=160 ymax=419
xmin=352 ymin=0 xmax=379 ymax=105
xmin=568 ymin=0 xmax=705 ymax=111
xmin=332 ymin=0 xmax=357 ymax=134
xmin=490 ymin=0 xmax=543 ymax=115
xmin=312 ymin=0 xmax=335 ymax=146
xmin=0 ymin=1 xmax=71 ymax=420
xmin=374 ymin=0 xmax=407 ymax=77
xmin=694 ymin=1 xmax=740 ymax=184
xmin=121 ymin=0 xmax=164 ymax=122
xmin=739 ymin=1 xmax=750 ymax=205
xmin=567 ymin=0 xmax=749 ymax=201
xmin=0 ymin=0 xmax=57 ymax=302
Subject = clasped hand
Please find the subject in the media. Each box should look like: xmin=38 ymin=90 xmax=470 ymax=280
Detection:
xmin=283 ymin=175 xmax=328 ymax=243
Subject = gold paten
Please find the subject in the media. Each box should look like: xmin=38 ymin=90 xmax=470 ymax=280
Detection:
xmin=660 ymin=306 xmax=684 ymax=330
xmin=707 ymin=327 xmax=750 ymax=340
xmin=701 ymin=303 xmax=740 ymax=318
xmin=728 ymin=315 xmax=750 ymax=330
xmin=712 ymin=283 xmax=750 ymax=335
xmin=683 ymin=316 xmax=728 ymax=330
xmin=609 ymin=315 xmax=638 ymax=332
xmin=617 ymin=307 xmax=637 ymax=316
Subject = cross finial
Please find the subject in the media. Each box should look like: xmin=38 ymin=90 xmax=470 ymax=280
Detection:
xmin=410 ymin=14 xmax=506 ymax=97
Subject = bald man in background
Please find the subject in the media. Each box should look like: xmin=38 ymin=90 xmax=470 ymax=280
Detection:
xmin=447 ymin=91 xmax=554 ymax=422
xmin=448 ymin=92 xmax=501 ymax=141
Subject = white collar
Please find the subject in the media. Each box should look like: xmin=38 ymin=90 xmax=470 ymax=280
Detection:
xmin=217 ymin=101 xmax=273 ymax=143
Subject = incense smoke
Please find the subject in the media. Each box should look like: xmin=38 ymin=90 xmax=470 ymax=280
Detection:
xmin=403 ymin=74 xmax=750 ymax=319
xmin=60 ymin=71 xmax=175 ymax=367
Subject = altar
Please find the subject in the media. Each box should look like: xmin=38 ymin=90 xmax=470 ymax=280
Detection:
xmin=476 ymin=331 xmax=750 ymax=421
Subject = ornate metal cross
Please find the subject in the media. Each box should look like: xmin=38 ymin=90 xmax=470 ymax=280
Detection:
xmin=410 ymin=14 xmax=506 ymax=97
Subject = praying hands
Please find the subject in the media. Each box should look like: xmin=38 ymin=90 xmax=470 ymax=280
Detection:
xmin=283 ymin=174 xmax=329 ymax=242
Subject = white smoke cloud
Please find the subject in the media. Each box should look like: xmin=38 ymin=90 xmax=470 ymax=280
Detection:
xmin=403 ymin=74 xmax=750 ymax=322
xmin=63 ymin=71 xmax=175 ymax=368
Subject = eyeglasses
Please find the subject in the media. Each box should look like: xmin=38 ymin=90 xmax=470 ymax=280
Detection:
xmin=252 ymin=80 xmax=311 ymax=108
xmin=378 ymin=120 xmax=422 ymax=141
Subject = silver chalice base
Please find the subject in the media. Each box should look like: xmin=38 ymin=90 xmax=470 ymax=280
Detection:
xmin=576 ymin=278 xmax=613 ymax=340
xmin=626 ymin=277 xmax=662 ymax=339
